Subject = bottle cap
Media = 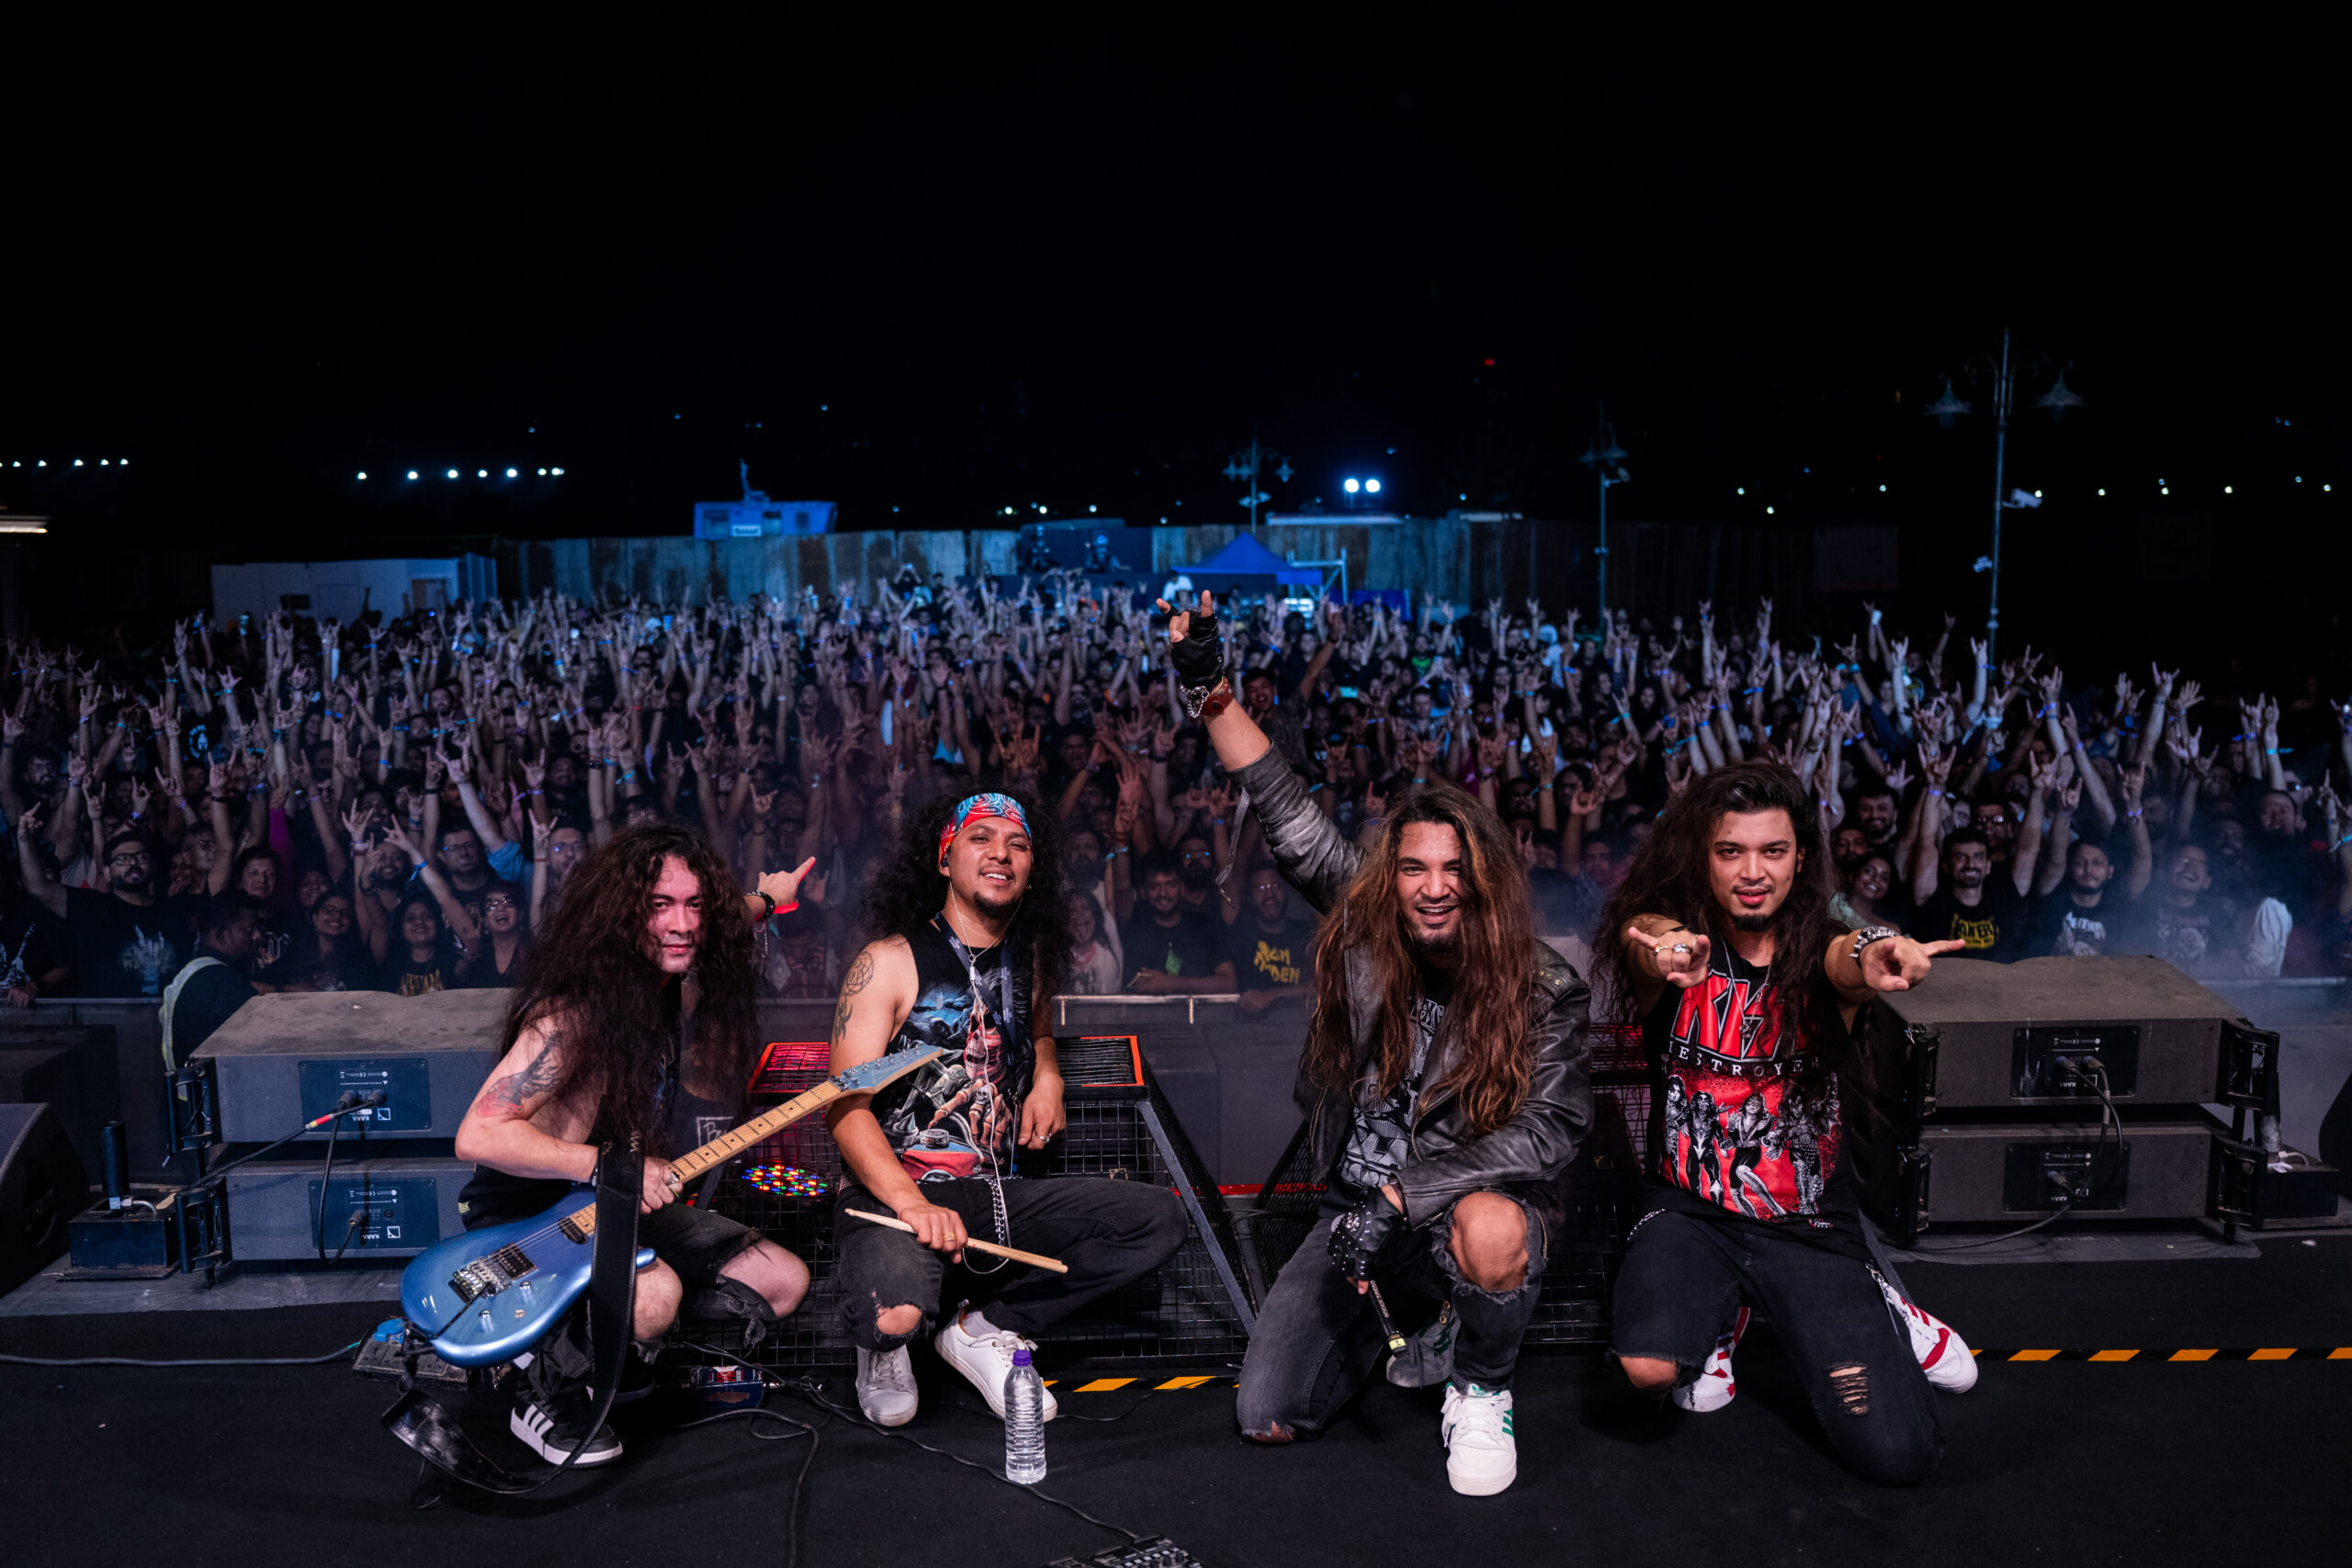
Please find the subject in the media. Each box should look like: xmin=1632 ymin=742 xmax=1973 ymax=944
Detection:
xmin=1012 ymin=1348 xmax=1033 ymax=1366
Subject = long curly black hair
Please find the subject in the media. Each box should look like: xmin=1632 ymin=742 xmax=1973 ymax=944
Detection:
xmin=1595 ymin=761 xmax=1861 ymax=1091
xmin=501 ymin=821 xmax=758 ymax=1156
xmin=862 ymin=787 xmax=1073 ymax=1000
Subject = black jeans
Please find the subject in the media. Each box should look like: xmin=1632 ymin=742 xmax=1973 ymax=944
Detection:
xmin=832 ymin=1177 xmax=1188 ymax=1348
xmin=1610 ymin=1204 xmax=1943 ymax=1486
xmin=1236 ymin=1191 xmax=1546 ymax=1441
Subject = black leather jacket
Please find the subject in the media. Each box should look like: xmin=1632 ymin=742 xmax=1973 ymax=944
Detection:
xmin=1237 ymin=750 xmax=1595 ymax=1225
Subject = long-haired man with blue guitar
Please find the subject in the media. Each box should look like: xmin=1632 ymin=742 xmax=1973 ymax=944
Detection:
xmin=827 ymin=790 xmax=1188 ymax=1428
xmin=449 ymin=821 xmax=820 ymax=1467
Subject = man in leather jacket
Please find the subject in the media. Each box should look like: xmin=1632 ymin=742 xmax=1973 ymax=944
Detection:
xmin=1159 ymin=592 xmax=1592 ymax=1498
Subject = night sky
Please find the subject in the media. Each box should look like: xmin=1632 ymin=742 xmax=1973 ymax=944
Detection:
xmin=6 ymin=16 xmax=2340 ymax=547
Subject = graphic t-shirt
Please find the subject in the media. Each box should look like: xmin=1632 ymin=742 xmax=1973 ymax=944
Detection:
xmin=2140 ymin=893 xmax=2241 ymax=973
xmin=1335 ymin=974 xmax=1450 ymax=1194
xmin=867 ymin=917 xmax=1035 ymax=1184
xmin=1639 ymin=944 xmax=1863 ymax=1255
xmin=1229 ymin=917 xmax=1318 ymax=993
xmin=1120 ymin=909 xmax=1226 ymax=988
xmin=2033 ymin=894 xmax=2135 ymax=957
xmin=64 ymin=888 xmax=198 ymax=998
xmin=0 ymin=897 xmax=67 ymax=993
xmin=1911 ymin=879 xmax=2033 ymax=960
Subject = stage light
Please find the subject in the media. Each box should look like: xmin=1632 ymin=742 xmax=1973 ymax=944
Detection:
xmin=120 ymin=458 xmax=129 ymax=466
xmin=407 ymin=470 xmax=419 ymax=480
xmin=477 ymin=468 xmax=488 ymax=479
xmin=356 ymin=471 xmax=367 ymax=480
xmin=1343 ymin=478 xmax=1361 ymax=494
xmin=1365 ymin=479 xmax=1382 ymax=494
xmin=1765 ymin=506 xmax=1775 ymax=515
xmin=2161 ymin=486 xmax=2169 ymax=495
xmin=36 ymin=460 xmax=45 ymax=468
xmin=1736 ymin=487 xmax=1745 ymax=496
xmin=1878 ymin=484 xmax=1886 ymax=492
xmin=537 ymin=468 xmax=547 ymax=475
xmin=2224 ymin=485 xmax=2233 ymax=494
xmin=1088 ymin=504 xmax=1097 ymax=513
xmin=2098 ymin=488 xmax=2106 ymax=496
xmin=505 ymin=468 xmax=518 ymax=478
xmin=447 ymin=468 xmax=459 ymax=479
xmin=100 ymin=459 xmax=109 ymax=466
xmin=550 ymin=467 xmax=564 ymax=476
xmin=2033 ymin=490 xmax=2042 ymax=498
xmin=74 ymin=458 xmax=84 ymax=467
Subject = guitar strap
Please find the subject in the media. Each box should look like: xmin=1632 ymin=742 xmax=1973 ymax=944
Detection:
xmin=382 ymin=1145 xmax=642 ymax=1497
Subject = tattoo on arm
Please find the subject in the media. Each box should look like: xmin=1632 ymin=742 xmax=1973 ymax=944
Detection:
xmin=832 ymin=947 xmax=876 ymax=1045
xmin=484 ymin=1034 xmax=565 ymax=1111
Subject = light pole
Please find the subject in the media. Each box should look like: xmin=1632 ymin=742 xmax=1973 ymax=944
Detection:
xmin=1924 ymin=328 xmax=2082 ymax=663
xmin=1222 ymin=439 xmax=1294 ymax=530
xmin=1579 ymin=412 xmax=1630 ymax=617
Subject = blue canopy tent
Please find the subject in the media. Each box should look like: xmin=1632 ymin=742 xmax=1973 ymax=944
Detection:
xmin=1174 ymin=533 xmax=1327 ymax=600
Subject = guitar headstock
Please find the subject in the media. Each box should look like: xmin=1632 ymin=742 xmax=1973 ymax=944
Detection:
xmin=830 ymin=1043 xmax=945 ymax=1096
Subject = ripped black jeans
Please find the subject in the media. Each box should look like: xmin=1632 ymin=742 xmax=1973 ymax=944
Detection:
xmin=1237 ymin=1190 xmax=1547 ymax=1441
xmin=831 ymin=1176 xmax=1187 ymax=1349
xmin=1610 ymin=1205 xmax=1942 ymax=1486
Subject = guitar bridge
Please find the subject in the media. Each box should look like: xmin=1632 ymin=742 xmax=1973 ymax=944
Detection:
xmin=448 ymin=1243 xmax=535 ymax=1303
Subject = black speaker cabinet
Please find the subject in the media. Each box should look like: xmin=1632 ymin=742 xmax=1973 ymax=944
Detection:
xmin=1916 ymin=1116 xmax=2217 ymax=1223
xmin=1874 ymin=955 xmax=2252 ymax=1109
xmin=0 ymin=1101 xmax=91 ymax=1293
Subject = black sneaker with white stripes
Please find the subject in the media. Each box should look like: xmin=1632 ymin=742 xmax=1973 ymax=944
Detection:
xmin=510 ymin=1392 xmax=624 ymax=1467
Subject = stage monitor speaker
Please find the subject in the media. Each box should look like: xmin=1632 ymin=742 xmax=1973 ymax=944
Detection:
xmin=219 ymin=1145 xmax=470 ymax=1260
xmin=1872 ymin=955 xmax=2256 ymax=1110
xmin=0 ymin=1026 xmax=118 ymax=1183
xmin=0 ymin=1101 xmax=91 ymax=1292
xmin=1915 ymin=1115 xmax=2217 ymax=1223
xmin=193 ymin=989 xmax=504 ymax=1144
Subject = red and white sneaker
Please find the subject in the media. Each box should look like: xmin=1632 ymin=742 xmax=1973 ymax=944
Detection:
xmin=1876 ymin=1275 xmax=1977 ymax=1392
xmin=1671 ymin=1305 xmax=1750 ymax=1413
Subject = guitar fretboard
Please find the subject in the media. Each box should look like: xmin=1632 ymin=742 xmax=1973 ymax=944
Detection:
xmin=558 ymin=1082 xmax=841 ymax=1241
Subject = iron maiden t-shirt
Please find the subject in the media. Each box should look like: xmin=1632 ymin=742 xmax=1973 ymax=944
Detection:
xmin=1637 ymin=943 xmax=1866 ymax=1256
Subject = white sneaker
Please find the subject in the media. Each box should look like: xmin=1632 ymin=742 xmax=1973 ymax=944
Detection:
xmin=855 ymin=1346 xmax=920 ymax=1427
xmin=509 ymin=1392 xmax=623 ymax=1467
xmin=1672 ymin=1305 xmax=1751 ymax=1413
xmin=1876 ymin=1276 xmax=1978 ymax=1392
xmin=933 ymin=1306 xmax=1058 ymax=1422
xmin=1439 ymin=1382 xmax=1517 ymax=1496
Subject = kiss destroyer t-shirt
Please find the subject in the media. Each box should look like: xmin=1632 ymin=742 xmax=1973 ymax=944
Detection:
xmin=1638 ymin=943 xmax=1865 ymax=1256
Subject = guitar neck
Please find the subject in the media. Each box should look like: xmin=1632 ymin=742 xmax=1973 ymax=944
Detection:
xmin=672 ymin=1080 xmax=842 ymax=1182
xmin=560 ymin=1078 xmax=845 ymax=1242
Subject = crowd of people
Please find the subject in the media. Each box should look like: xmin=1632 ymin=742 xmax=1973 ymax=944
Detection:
xmin=2 ymin=578 xmax=2343 ymax=1015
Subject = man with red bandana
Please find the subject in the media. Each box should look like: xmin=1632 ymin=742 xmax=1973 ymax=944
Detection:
xmin=825 ymin=788 xmax=1187 ymax=1428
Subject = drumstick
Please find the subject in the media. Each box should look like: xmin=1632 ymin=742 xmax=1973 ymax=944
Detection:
xmin=843 ymin=1207 xmax=1070 ymax=1274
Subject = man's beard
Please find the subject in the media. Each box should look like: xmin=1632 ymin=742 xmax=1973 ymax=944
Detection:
xmin=1178 ymin=867 xmax=1209 ymax=892
xmin=973 ymin=883 xmax=1022 ymax=917
xmin=1408 ymin=922 xmax=1459 ymax=957
xmin=1730 ymin=913 xmax=1772 ymax=933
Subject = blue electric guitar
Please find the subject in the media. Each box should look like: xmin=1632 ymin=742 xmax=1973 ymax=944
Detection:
xmin=401 ymin=1043 xmax=942 ymax=1369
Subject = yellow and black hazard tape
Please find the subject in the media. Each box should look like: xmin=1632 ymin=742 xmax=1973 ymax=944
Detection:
xmin=1038 ymin=1348 xmax=2352 ymax=1389
xmin=1976 ymin=1347 xmax=2352 ymax=1362
xmin=1040 ymin=1375 xmax=1236 ymax=1392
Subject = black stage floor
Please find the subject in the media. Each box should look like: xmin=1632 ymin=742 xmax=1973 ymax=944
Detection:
xmin=4 ymin=1238 xmax=2346 ymax=1568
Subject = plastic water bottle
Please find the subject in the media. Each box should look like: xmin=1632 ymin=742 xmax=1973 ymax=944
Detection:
xmin=1002 ymin=1347 xmax=1047 ymax=1484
